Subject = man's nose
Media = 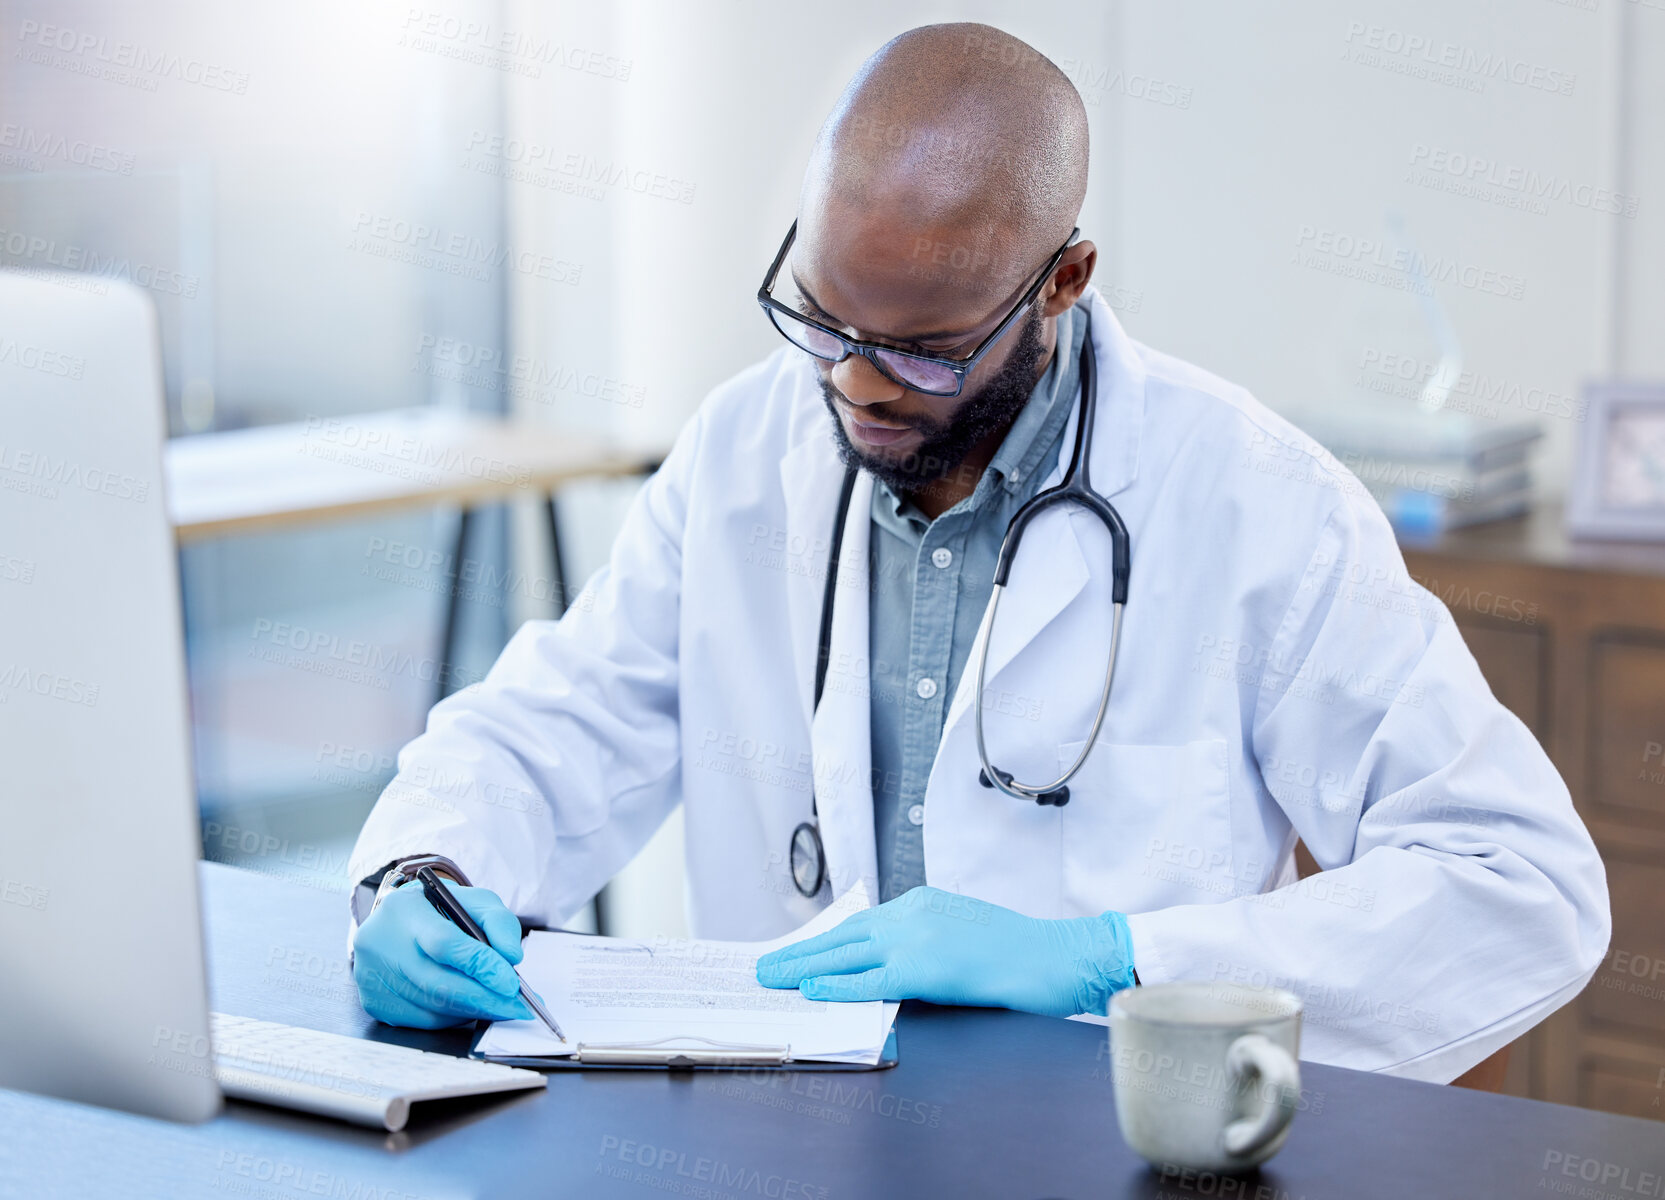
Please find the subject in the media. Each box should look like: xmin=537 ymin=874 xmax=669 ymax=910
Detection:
xmin=830 ymin=354 xmax=906 ymax=406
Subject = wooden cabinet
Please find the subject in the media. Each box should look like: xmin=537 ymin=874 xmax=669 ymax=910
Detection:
xmin=1396 ymin=508 xmax=1665 ymax=1121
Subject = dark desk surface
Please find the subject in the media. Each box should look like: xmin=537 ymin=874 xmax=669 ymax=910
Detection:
xmin=5 ymin=864 xmax=1662 ymax=1198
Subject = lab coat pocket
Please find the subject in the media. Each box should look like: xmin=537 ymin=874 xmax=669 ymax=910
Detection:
xmin=1055 ymin=738 xmax=1236 ymax=916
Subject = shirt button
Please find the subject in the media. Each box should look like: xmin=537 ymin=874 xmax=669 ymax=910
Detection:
xmin=915 ymin=677 xmax=938 ymax=700
xmin=931 ymin=547 xmax=953 ymax=569
xmin=907 ymin=804 xmax=925 ymax=826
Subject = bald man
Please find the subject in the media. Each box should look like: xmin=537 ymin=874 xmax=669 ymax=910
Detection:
xmin=347 ymin=24 xmax=1607 ymax=1080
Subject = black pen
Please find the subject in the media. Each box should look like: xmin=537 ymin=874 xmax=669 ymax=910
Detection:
xmin=415 ymin=866 xmax=566 ymax=1042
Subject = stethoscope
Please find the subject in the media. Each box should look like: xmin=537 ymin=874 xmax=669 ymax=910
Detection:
xmin=789 ymin=314 xmax=1132 ymax=897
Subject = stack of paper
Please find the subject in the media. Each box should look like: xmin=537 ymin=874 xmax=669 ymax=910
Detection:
xmin=1294 ymin=403 xmax=1543 ymax=536
xmin=475 ymin=882 xmax=899 ymax=1066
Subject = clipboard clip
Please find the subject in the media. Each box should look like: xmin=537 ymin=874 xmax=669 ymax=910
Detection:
xmin=572 ymin=1036 xmax=792 ymax=1068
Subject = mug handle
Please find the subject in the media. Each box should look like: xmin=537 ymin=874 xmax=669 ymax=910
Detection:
xmin=1222 ymin=1033 xmax=1301 ymax=1158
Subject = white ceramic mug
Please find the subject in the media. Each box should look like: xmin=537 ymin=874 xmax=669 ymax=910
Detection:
xmin=1108 ymin=981 xmax=1303 ymax=1173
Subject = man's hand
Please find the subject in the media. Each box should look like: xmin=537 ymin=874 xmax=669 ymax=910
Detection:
xmin=353 ymin=881 xmax=535 ymax=1028
xmin=754 ymin=886 xmax=1136 ymax=1017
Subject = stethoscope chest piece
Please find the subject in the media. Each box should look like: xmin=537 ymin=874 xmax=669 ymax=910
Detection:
xmin=790 ymin=819 xmax=827 ymax=897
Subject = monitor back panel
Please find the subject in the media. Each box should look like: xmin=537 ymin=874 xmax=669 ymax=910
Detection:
xmin=0 ymin=271 xmax=220 ymax=1122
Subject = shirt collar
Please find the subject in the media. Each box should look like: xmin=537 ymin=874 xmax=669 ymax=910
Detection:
xmin=987 ymin=302 xmax=1084 ymax=495
xmin=874 ymin=473 xmax=917 ymax=527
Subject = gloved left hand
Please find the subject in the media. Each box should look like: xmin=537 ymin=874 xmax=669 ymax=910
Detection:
xmin=755 ymin=886 xmax=1136 ymax=1018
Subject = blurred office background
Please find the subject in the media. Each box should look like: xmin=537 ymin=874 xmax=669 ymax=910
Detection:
xmin=3 ymin=0 xmax=1663 ymax=1116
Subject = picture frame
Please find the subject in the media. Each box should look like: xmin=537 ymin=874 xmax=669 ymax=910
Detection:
xmin=1565 ymin=382 xmax=1665 ymax=542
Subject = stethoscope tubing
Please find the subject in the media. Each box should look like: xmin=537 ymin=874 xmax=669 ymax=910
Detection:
xmin=793 ymin=311 xmax=1129 ymax=895
xmin=972 ymin=314 xmax=1130 ymax=803
xmin=973 ymin=589 xmax=1123 ymax=803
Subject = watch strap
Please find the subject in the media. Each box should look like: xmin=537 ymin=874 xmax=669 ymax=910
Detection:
xmin=352 ymin=853 xmax=471 ymax=926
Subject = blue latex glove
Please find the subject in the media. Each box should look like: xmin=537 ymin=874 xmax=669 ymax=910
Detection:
xmin=755 ymin=886 xmax=1136 ymax=1017
xmin=352 ymin=880 xmax=536 ymax=1029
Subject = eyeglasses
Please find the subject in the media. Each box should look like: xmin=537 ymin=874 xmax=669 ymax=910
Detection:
xmin=756 ymin=220 xmax=1078 ymax=398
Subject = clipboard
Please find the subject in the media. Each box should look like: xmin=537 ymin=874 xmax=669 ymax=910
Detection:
xmin=469 ymin=1023 xmax=899 ymax=1072
xmin=470 ymin=923 xmax=900 ymax=1071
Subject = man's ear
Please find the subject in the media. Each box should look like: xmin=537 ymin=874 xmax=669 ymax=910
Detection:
xmin=1043 ymin=242 xmax=1097 ymax=317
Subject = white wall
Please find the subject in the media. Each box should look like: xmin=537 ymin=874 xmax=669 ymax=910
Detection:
xmin=498 ymin=0 xmax=1119 ymax=446
xmin=498 ymin=0 xmax=1663 ymax=934
xmin=1108 ymin=0 xmax=1659 ymax=489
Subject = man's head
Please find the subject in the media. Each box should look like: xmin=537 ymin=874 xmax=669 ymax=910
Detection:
xmin=786 ymin=23 xmax=1095 ymax=497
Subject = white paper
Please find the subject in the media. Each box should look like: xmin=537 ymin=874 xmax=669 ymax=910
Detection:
xmin=476 ymin=881 xmax=898 ymax=1064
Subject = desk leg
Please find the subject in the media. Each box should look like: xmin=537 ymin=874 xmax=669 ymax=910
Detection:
xmin=544 ymin=491 xmax=608 ymax=933
xmin=545 ymin=495 xmax=569 ymax=618
xmin=437 ymin=506 xmax=475 ymax=707
xmin=593 ymin=884 xmax=612 ymax=937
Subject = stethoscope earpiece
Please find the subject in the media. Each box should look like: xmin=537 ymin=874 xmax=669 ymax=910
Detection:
xmin=977 ymin=768 xmax=1071 ymax=807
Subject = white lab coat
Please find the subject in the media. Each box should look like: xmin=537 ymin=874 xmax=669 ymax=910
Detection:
xmin=348 ymin=286 xmax=1609 ymax=1082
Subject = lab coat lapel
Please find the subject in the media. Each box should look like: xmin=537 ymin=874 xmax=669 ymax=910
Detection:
xmin=941 ymin=497 xmax=1091 ymax=736
xmin=778 ymin=413 xmax=879 ymax=903
xmin=941 ymin=287 xmax=1146 ymax=736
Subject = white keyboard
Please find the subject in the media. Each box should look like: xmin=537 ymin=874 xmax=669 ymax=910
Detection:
xmin=210 ymin=1013 xmax=546 ymax=1131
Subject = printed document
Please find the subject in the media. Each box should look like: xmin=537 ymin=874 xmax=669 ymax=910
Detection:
xmin=475 ymin=882 xmax=898 ymax=1064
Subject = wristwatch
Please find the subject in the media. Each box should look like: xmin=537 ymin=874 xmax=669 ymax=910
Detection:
xmin=351 ymin=853 xmax=472 ymax=927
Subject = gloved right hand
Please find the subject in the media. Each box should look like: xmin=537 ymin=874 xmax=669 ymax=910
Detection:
xmin=352 ymin=880 xmax=535 ymax=1029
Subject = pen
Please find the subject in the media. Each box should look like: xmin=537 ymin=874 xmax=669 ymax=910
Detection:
xmin=415 ymin=865 xmax=566 ymax=1042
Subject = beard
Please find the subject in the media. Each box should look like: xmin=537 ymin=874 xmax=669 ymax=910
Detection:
xmin=817 ymin=300 xmax=1049 ymax=499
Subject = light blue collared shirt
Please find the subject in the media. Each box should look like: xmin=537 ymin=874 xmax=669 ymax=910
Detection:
xmin=866 ymin=303 xmax=1088 ymax=902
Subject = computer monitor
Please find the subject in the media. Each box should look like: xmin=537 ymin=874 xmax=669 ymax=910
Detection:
xmin=0 ymin=270 xmax=221 ymax=1122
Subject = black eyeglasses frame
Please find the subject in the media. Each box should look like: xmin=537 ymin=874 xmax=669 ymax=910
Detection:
xmin=755 ymin=219 xmax=1079 ymax=398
